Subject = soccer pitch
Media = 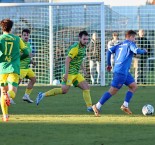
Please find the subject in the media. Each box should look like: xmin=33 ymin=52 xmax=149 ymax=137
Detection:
xmin=0 ymin=86 xmax=155 ymax=145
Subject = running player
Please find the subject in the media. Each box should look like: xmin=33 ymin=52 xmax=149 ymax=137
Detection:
xmin=92 ymin=30 xmax=147 ymax=117
xmin=19 ymin=29 xmax=36 ymax=103
xmin=0 ymin=18 xmax=29 ymax=121
xmin=36 ymin=31 xmax=93 ymax=112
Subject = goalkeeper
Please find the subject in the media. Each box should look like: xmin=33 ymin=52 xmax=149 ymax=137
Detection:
xmin=36 ymin=31 xmax=93 ymax=112
xmin=19 ymin=29 xmax=36 ymax=103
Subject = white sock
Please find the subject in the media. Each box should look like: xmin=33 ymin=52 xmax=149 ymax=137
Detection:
xmin=123 ymin=101 xmax=128 ymax=107
xmin=24 ymin=94 xmax=29 ymax=97
xmin=96 ymin=102 xmax=102 ymax=110
xmin=42 ymin=93 xmax=46 ymax=97
xmin=3 ymin=114 xmax=8 ymax=118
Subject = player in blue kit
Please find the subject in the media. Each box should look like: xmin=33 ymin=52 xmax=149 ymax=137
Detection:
xmin=92 ymin=30 xmax=147 ymax=117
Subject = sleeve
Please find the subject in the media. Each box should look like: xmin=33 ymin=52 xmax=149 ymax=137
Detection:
xmin=19 ymin=38 xmax=27 ymax=50
xmin=107 ymin=50 xmax=112 ymax=66
xmin=108 ymin=44 xmax=117 ymax=53
xmin=107 ymin=45 xmax=118 ymax=66
xmin=130 ymin=42 xmax=146 ymax=54
xmin=20 ymin=49 xmax=29 ymax=60
xmin=0 ymin=42 xmax=3 ymax=57
xmin=68 ymin=47 xmax=78 ymax=59
xmin=19 ymin=38 xmax=29 ymax=60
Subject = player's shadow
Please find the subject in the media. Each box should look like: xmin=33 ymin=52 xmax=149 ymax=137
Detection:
xmin=11 ymin=86 xmax=155 ymax=116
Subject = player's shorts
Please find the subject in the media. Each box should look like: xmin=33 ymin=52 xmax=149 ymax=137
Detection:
xmin=0 ymin=73 xmax=19 ymax=87
xmin=61 ymin=73 xmax=85 ymax=87
xmin=20 ymin=68 xmax=36 ymax=79
xmin=111 ymin=72 xmax=135 ymax=89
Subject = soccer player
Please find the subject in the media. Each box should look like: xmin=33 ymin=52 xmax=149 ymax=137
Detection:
xmin=36 ymin=31 xmax=93 ymax=112
xmin=92 ymin=30 xmax=147 ymax=117
xmin=19 ymin=29 xmax=36 ymax=103
xmin=0 ymin=18 xmax=29 ymax=121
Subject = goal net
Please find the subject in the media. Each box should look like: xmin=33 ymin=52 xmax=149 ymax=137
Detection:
xmin=0 ymin=2 xmax=105 ymax=86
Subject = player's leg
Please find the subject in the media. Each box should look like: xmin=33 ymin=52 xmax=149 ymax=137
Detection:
xmin=1 ymin=86 xmax=9 ymax=121
xmin=36 ymin=74 xmax=75 ymax=105
xmin=96 ymin=61 xmax=100 ymax=84
xmin=7 ymin=73 xmax=19 ymax=100
xmin=0 ymin=74 xmax=10 ymax=121
xmin=0 ymin=73 xmax=18 ymax=121
xmin=23 ymin=68 xmax=36 ymax=103
xmin=76 ymin=74 xmax=92 ymax=111
xmin=93 ymin=73 xmax=126 ymax=116
xmin=3 ymin=73 xmax=19 ymax=121
xmin=89 ymin=60 xmax=95 ymax=84
xmin=121 ymin=73 xmax=137 ymax=114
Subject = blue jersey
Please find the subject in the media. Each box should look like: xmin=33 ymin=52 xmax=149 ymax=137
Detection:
xmin=108 ymin=40 xmax=146 ymax=75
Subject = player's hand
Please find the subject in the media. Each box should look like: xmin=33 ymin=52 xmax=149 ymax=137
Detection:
xmin=106 ymin=66 xmax=112 ymax=72
xmin=62 ymin=74 xmax=68 ymax=82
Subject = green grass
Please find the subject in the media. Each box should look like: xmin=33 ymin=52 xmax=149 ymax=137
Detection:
xmin=0 ymin=86 xmax=155 ymax=145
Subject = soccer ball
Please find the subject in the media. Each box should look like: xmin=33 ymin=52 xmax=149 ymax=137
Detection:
xmin=142 ymin=104 xmax=154 ymax=116
xmin=52 ymin=79 xmax=60 ymax=85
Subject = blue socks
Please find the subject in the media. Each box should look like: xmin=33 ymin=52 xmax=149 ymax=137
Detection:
xmin=98 ymin=91 xmax=133 ymax=108
xmin=99 ymin=92 xmax=112 ymax=105
xmin=124 ymin=91 xmax=133 ymax=103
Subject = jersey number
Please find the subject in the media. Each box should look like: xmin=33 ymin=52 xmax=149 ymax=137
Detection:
xmin=116 ymin=47 xmax=123 ymax=60
xmin=5 ymin=42 xmax=13 ymax=55
xmin=5 ymin=42 xmax=13 ymax=62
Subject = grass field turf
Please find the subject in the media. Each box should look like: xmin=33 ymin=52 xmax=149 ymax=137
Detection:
xmin=0 ymin=86 xmax=155 ymax=145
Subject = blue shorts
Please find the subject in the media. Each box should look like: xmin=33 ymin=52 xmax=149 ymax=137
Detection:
xmin=111 ymin=72 xmax=135 ymax=89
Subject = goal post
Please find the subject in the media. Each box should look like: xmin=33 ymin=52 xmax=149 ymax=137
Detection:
xmin=0 ymin=2 xmax=105 ymax=86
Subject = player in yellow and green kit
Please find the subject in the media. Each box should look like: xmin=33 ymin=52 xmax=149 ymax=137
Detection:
xmin=0 ymin=19 xmax=29 ymax=122
xmin=36 ymin=31 xmax=93 ymax=112
xmin=19 ymin=29 xmax=36 ymax=103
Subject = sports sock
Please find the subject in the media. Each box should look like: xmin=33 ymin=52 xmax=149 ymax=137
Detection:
xmin=7 ymin=90 xmax=15 ymax=99
xmin=123 ymin=91 xmax=133 ymax=107
xmin=99 ymin=92 xmax=112 ymax=105
xmin=25 ymin=88 xmax=33 ymax=96
xmin=45 ymin=88 xmax=62 ymax=97
xmin=96 ymin=102 xmax=102 ymax=110
xmin=83 ymin=90 xmax=92 ymax=107
xmin=1 ymin=95 xmax=8 ymax=116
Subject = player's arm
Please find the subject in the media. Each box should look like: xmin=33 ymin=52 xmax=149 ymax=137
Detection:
xmin=106 ymin=45 xmax=117 ymax=72
xmin=130 ymin=42 xmax=147 ymax=54
xmin=63 ymin=56 xmax=71 ymax=82
xmin=0 ymin=43 xmax=3 ymax=57
xmin=28 ymin=43 xmax=36 ymax=66
xmin=19 ymin=38 xmax=29 ymax=60
xmin=65 ymin=56 xmax=72 ymax=74
xmin=29 ymin=52 xmax=36 ymax=66
xmin=63 ymin=47 xmax=78 ymax=81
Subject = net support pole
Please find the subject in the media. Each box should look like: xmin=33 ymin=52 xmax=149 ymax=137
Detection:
xmin=100 ymin=2 xmax=105 ymax=86
xmin=49 ymin=0 xmax=54 ymax=85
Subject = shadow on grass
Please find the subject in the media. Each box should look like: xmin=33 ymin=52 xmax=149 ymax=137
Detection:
xmin=0 ymin=121 xmax=155 ymax=145
xmin=10 ymin=86 xmax=155 ymax=116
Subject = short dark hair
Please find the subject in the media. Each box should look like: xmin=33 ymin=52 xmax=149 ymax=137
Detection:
xmin=125 ymin=30 xmax=137 ymax=38
xmin=22 ymin=28 xmax=30 ymax=34
xmin=79 ymin=31 xmax=89 ymax=38
xmin=0 ymin=18 xmax=13 ymax=32
xmin=112 ymin=32 xmax=118 ymax=36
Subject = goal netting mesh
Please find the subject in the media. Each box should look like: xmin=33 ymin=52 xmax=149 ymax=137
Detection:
xmin=0 ymin=2 xmax=104 ymax=85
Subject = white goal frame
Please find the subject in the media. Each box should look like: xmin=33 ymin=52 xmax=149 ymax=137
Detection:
xmin=0 ymin=2 xmax=105 ymax=86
